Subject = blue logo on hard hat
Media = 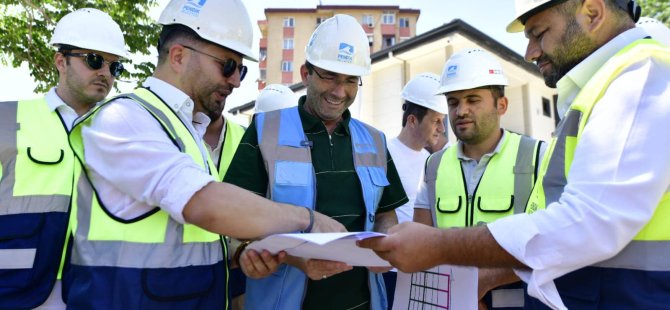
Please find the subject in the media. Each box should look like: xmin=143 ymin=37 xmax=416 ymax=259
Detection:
xmin=182 ymin=0 xmax=207 ymax=17
xmin=446 ymin=65 xmax=458 ymax=78
xmin=337 ymin=43 xmax=355 ymax=63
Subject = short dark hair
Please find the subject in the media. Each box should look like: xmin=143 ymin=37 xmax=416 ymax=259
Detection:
xmin=485 ymin=85 xmax=505 ymax=100
xmin=157 ymin=24 xmax=202 ymax=64
xmin=402 ymin=101 xmax=428 ymax=127
xmin=304 ymin=61 xmax=316 ymax=74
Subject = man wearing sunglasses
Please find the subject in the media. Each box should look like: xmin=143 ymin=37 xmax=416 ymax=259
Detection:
xmin=0 ymin=8 xmax=127 ymax=310
xmin=64 ymin=0 xmax=344 ymax=308
xmin=224 ymin=14 xmax=407 ymax=310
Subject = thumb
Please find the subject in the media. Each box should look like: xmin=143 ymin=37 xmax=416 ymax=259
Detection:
xmin=356 ymin=236 xmax=385 ymax=250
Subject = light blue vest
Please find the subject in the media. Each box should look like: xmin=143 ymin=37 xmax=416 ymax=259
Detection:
xmin=245 ymin=106 xmax=389 ymax=310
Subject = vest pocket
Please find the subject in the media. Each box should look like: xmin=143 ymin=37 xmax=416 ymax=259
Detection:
xmin=26 ymin=147 xmax=64 ymax=165
xmin=436 ymin=196 xmax=461 ymax=213
xmin=0 ymin=213 xmax=44 ymax=286
xmin=477 ymin=196 xmax=514 ymax=213
xmin=367 ymin=166 xmax=390 ymax=187
xmin=273 ymin=161 xmax=313 ymax=205
xmin=142 ymin=264 xmax=217 ymax=301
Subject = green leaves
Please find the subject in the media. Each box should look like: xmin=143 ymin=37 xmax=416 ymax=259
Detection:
xmin=0 ymin=0 xmax=160 ymax=93
xmin=640 ymin=0 xmax=670 ymax=26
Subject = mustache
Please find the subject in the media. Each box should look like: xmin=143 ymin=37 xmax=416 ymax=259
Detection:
xmin=92 ymin=77 xmax=110 ymax=88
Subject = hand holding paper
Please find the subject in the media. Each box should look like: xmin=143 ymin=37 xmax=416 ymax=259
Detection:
xmin=246 ymin=232 xmax=391 ymax=267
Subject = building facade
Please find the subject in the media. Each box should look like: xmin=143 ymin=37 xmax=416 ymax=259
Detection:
xmin=257 ymin=5 xmax=420 ymax=89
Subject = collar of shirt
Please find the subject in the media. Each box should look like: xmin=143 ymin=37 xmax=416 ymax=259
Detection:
xmin=456 ymin=129 xmax=507 ymax=163
xmin=45 ymin=87 xmax=81 ymax=131
xmin=45 ymin=87 xmax=69 ymax=112
xmin=297 ymin=95 xmax=351 ymax=135
xmin=555 ymin=27 xmax=649 ymax=118
xmin=142 ymin=76 xmax=211 ymax=136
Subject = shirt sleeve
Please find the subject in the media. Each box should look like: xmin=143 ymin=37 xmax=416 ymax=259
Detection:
xmin=376 ymin=148 xmax=409 ymax=214
xmin=223 ymin=116 xmax=268 ymax=196
xmin=81 ymin=98 xmax=215 ymax=224
xmin=488 ymin=56 xmax=670 ymax=308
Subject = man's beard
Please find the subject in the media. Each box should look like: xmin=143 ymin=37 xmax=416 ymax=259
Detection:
xmin=539 ymin=17 xmax=598 ymax=88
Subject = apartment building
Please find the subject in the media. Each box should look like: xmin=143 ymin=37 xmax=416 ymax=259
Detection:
xmin=257 ymin=5 xmax=420 ymax=89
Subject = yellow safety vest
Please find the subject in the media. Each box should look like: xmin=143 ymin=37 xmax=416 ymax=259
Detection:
xmin=216 ymin=118 xmax=245 ymax=180
xmin=67 ymin=88 xmax=229 ymax=307
xmin=426 ymin=131 xmax=540 ymax=228
xmin=0 ymin=98 xmax=73 ymax=307
xmin=527 ymin=39 xmax=670 ymax=270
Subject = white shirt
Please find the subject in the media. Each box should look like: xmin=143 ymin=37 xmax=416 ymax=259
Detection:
xmin=488 ymin=27 xmax=670 ymax=309
xmin=80 ymin=77 xmax=215 ymax=223
xmin=387 ymin=137 xmax=430 ymax=223
xmin=414 ymin=131 xmax=509 ymax=210
xmin=204 ymin=117 xmax=228 ymax=164
xmin=45 ymin=87 xmax=79 ymax=132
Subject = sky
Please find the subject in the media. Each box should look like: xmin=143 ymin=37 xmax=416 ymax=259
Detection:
xmin=0 ymin=0 xmax=530 ymax=110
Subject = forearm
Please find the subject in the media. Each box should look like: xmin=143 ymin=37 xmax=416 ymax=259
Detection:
xmin=439 ymin=226 xmax=527 ymax=269
xmin=373 ymin=210 xmax=398 ymax=233
xmin=413 ymin=208 xmax=433 ymax=226
xmin=183 ymin=182 xmax=309 ymax=239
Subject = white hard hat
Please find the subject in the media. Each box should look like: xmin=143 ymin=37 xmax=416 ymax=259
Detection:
xmin=401 ymin=73 xmax=447 ymax=114
xmin=50 ymin=8 xmax=128 ymax=58
xmin=305 ymin=14 xmax=371 ymax=76
xmin=435 ymin=48 xmax=508 ymax=95
xmin=158 ymin=0 xmax=258 ymax=62
xmin=507 ymin=0 xmax=558 ymax=33
xmin=255 ymin=84 xmax=298 ymax=113
xmin=637 ymin=17 xmax=670 ymax=46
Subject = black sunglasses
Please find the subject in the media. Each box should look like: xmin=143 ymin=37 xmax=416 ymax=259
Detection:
xmin=61 ymin=52 xmax=124 ymax=78
xmin=182 ymin=45 xmax=247 ymax=81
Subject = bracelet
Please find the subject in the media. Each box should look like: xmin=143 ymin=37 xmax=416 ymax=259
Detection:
xmin=232 ymin=240 xmax=252 ymax=267
xmin=302 ymin=207 xmax=314 ymax=233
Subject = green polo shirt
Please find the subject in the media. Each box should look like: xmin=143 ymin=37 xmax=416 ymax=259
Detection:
xmin=224 ymin=97 xmax=407 ymax=310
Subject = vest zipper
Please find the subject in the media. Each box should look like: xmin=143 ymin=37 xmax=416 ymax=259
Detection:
xmin=328 ymin=134 xmax=334 ymax=170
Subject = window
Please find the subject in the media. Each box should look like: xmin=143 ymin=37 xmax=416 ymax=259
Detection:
xmin=281 ymin=61 xmax=293 ymax=72
xmin=283 ymin=39 xmax=294 ymax=50
xmin=399 ymin=17 xmax=410 ymax=28
xmin=362 ymin=15 xmax=374 ymax=27
xmin=283 ymin=17 xmax=294 ymax=27
xmin=382 ymin=11 xmax=395 ymax=24
xmin=259 ymin=69 xmax=266 ymax=80
xmin=542 ymin=97 xmax=552 ymax=117
xmin=383 ymin=36 xmax=396 ymax=48
xmin=316 ymin=17 xmax=323 ymax=26
xmin=259 ymin=48 xmax=267 ymax=61
xmin=367 ymin=34 xmax=374 ymax=47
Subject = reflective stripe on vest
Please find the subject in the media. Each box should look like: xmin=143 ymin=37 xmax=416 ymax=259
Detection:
xmin=425 ymin=131 xmax=538 ymax=228
xmin=526 ymin=39 xmax=670 ymax=271
xmin=68 ymin=88 xmax=225 ymax=268
xmin=0 ymin=98 xmax=72 ymax=307
xmin=216 ymin=118 xmax=245 ymax=180
xmin=245 ymin=106 xmax=389 ymax=310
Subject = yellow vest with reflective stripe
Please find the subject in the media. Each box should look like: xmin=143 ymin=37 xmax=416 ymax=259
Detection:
xmin=1 ymin=98 xmax=73 ymax=202
xmin=0 ymin=98 xmax=73 ymax=306
xmin=430 ymin=132 xmax=538 ymax=228
xmin=69 ymin=87 xmax=223 ymax=258
xmin=527 ymin=39 xmax=670 ymax=267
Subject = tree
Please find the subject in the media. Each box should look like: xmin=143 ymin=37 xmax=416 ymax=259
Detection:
xmin=640 ymin=0 xmax=670 ymax=26
xmin=0 ymin=0 xmax=160 ymax=93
